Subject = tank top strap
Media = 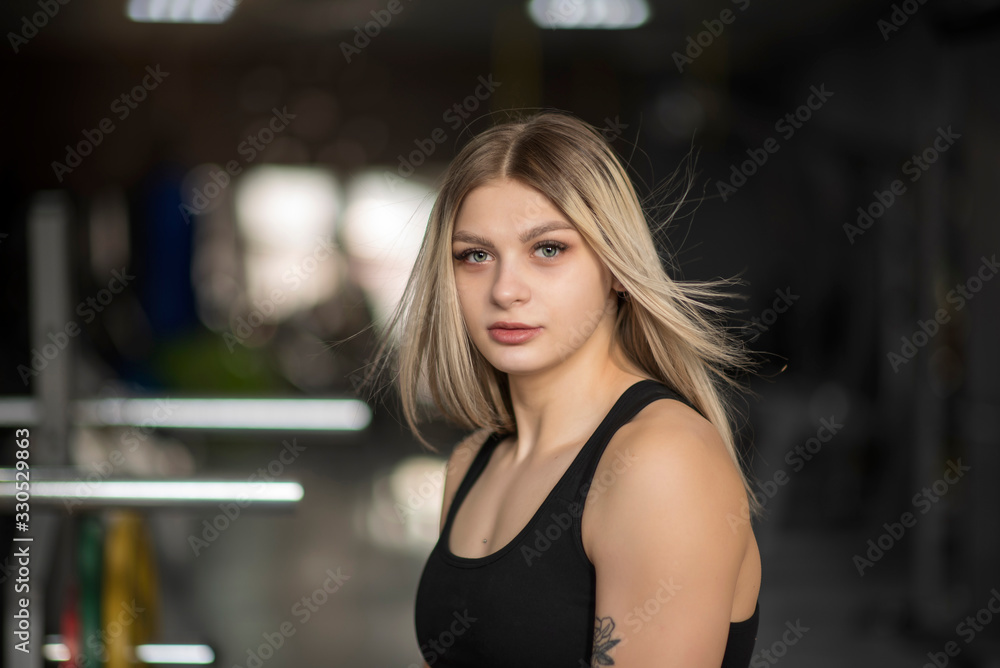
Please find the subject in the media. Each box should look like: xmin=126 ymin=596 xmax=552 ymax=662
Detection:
xmin=564 ymin=379 xmax=698 ymax=501
xmin=442 ymin=431 xmax=504 ymax=528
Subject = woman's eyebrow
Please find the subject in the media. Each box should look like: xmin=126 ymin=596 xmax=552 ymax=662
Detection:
xmin=452 ymin=221 xmax=575 ymax=247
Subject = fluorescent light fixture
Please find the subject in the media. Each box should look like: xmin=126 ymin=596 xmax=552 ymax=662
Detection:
xmin=0 ymin=480 xmax=303 ymax=505
xmin=233 ymin=166 xmax=343 ymax=321
xmin=0 ymin=397 xmax=371 ymax=431
xmin=43 ymin=643 xmax=214 ymax=664
xmin=527 ymin=0 xmax=650 ymax=29
xmin=136 ymin=644 xmax=216 ymax=664
xmin=0 ymin=398 xmax=38 ymax=425
xmin=74 ymin=398 xmax=371 ymax=431
xmin=43 ymin=643 xmax=71 ymax=662
xmin=234 ymin=167 xmax=341 ymax=251
xmin=340 ymin=170 xmax=434 ymax=332
xmin=127 ymin=0 xmax=237 ymax=23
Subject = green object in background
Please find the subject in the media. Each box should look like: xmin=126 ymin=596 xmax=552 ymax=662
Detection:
xmin=150 ymin=329 xmax=286 ymax=393
xmin=78 ymin=514 xmax=103 ymax=668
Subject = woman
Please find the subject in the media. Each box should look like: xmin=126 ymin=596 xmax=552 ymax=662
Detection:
xmin=366 ymin=110 xmax=761 ymax=667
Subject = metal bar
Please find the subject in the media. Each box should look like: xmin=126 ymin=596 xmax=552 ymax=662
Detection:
xmin=28 ymin=191 xmax=73 ymax=465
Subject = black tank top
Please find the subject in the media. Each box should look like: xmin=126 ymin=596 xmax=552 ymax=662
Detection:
xmin=413 ymin=379 xmax=759 ymax=667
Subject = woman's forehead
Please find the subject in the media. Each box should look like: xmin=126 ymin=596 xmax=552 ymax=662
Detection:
xmin=455 ymin=180 xmax=564 ymax=226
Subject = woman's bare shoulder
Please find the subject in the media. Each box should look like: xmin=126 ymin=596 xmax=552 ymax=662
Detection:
xmin=615 ymin=395 xmax=734 ymax=468
xmin=585 ymin=398 xmax=750 ymax=553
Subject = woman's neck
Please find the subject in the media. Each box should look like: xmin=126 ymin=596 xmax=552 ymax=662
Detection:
xmin=502 ymin=349 xmax=650 ymax=466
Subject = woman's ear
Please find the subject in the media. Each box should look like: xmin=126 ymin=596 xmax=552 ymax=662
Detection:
xmin=611 ymin=276 xmax=626 ymax=293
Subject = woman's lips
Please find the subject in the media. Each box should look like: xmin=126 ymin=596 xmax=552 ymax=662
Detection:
xmin=488 ymin=327 xmax=541 ymax=344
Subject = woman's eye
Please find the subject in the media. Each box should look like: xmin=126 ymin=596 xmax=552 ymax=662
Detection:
xmin=534 ymin=243 xmax=566 ymax=259
xmin=455 ymin=249 xmax=491 ymax=263
xmin=455 ymin=243 xmax=565 ymax=263
xmin=537 ymin=246 xmax=558 ymax=258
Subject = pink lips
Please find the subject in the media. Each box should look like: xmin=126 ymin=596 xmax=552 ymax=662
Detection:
xmin=488 ymin=322 xmax=541 ymax=344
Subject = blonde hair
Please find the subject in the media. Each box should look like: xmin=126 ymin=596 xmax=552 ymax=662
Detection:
xmin=361 ymin=110 xmax=760 ymax=516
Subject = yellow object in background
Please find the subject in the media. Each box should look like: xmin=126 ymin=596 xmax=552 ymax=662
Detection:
xmin=102 ymin=510 xmax=159 ymax=667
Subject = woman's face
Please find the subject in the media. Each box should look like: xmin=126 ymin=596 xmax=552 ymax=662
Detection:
xmin=451 ymin=178 xmax=622 ymax=377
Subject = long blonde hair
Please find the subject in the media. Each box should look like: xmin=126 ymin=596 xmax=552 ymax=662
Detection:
xmin=361 ymin=110 xmax=760 ymax=516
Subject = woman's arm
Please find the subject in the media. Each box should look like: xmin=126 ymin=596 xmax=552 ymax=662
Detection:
xmin=586 ymin=408 xmax=757 ymax=666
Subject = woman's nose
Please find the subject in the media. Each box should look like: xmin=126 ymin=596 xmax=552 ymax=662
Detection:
xmin=490 ymin=257 xmax=530 ymax=307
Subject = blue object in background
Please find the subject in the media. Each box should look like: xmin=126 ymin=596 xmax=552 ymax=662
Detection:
xmin=140 ymin=163 xmax=198 ymax=338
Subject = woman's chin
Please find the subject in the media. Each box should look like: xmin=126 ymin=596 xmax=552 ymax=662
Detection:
xmin=482 ymin=352 xmax=565 ymax=377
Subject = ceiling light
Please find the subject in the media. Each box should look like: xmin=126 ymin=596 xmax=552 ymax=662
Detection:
xmin=527 ymin=0 xmax=650 ymax=29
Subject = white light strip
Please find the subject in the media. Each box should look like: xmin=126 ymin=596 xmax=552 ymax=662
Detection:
xmin=527 ymin=0 xmax=651 ymax=29
xmin=43 ymin=643 xmax=215 ymax=664
xmin=73 ymin=397 xmax=372 ymax=431
xmin=43 ymin=643 xmax=71 ymax=662
xmin=0 ymin=398 xmax=38 ymax=425
xmin=136 ymin=644 xmax=216 ymax=664
xmin=0 ymin=481 xmax=303 ymax=503
xmin=126 ymin=0 xmax=236 ymax=24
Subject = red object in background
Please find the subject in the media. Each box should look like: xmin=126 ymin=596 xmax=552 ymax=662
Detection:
xmin=60 ymin=581 xmax=81 ymax=663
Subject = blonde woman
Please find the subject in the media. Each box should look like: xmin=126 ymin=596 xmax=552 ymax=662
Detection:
xmin=367 ymin=110 xmax=761 ymax=667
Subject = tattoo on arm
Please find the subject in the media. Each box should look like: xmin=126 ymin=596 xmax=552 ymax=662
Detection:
xmin=591 ymin=616 xmax=621 ymax=666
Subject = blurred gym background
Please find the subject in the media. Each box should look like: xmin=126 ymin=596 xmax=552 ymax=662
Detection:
xmin=1 ymin=0 xmax=999 ymax=666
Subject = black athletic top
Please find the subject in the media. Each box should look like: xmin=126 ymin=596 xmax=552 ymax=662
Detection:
xmin=413 ymin=379 xmax=759 ymax=667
